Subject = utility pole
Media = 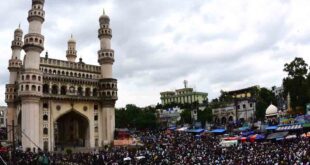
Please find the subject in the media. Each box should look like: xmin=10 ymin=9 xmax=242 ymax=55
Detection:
xmin=12 ymin=120 xmax=15 ymax=165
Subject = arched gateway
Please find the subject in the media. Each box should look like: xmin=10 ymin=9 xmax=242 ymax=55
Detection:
xmin=4 ymin=0 xmax=118 ymax=151
xmin=55 ymin=111 xmax=90 ymax=148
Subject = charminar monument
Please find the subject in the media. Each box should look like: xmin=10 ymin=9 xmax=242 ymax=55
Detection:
xmin=5 ymin=0 xmax=117 ymax=151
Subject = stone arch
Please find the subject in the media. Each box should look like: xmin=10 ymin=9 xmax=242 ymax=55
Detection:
xmin=60 ymin=86 xmax=67 ymax=95
xmin=54 ymin=110 xmax=90 ymax=148
xmin=77 ymin=86 xmax=83 ymax=96
xmin=93 ymin=88 xmax=97 ymax=97
xmin=43 ymin=84 xmax=49 ymax=94
xmin=221 ymin=117 xmax=227 ymax=124
xmin=85 ymin=88 xmax=91 ymax=97
xmin=51 ymin=84 xmax=58 ymax=95
xmin=228 ymin=116 xmax=234 ymax=122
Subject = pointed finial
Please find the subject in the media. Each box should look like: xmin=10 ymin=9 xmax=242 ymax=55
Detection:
xmin=71 ymin=34 xmax=73 ymax=38
xmin=103 ymin=8 xmax=105 ymax=15
xmin=18 ymin=23 xmax=21 ymax=28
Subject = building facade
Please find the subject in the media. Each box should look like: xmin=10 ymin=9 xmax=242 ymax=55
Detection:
xmin=160 ymin=83 xmax=208 ymax=105
xmin=5 ymin=0 xmax=117 ymax=151
xmin=212 ymin=86 xmax=258 ymax=123
xmin=0 ymin=106 xmax=7 ymax=128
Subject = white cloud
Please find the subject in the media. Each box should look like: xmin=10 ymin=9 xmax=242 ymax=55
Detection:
xmin=0 ymin=0 xmax=310 ymax=107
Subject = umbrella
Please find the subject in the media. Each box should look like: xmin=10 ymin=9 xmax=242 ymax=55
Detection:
xmin=285 ymin=135 xmax=297 ymax=139
xmin=123 ymin=157 xmax=131 ymax=161
xmin=136 ymin=156 xmax=145 ymax=160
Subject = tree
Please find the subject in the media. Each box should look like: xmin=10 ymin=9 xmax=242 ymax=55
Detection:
xmin=255 ymin=87 xmax=276 ymax=121
xmin=179 ymin=109 xmax=192 ymax=124
xmin=115 ymin=104 xmax=158 ymax=129
xmin=283 ymin=57 xmax=309 ymax=113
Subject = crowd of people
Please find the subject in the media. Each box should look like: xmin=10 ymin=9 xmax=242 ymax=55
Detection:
xmin=0 ymin=130 xmax=309 ymax=164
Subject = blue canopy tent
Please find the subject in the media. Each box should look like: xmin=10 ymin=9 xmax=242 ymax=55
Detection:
xmin=241 ymin=130 xmax=255 ymax=137
xmin=267 ymin=131 xmax=289 ymax=140
xmin=210 ymin=129 xmax=226 ymax=133
xmin=186 ymin=128 xmax=205 ymax=133
xmin=276 ymin=124 xmax=302 ymax=131
xmin=168 ymin=126 xmax=177 ymax=131
xmin=265 ymin=126 xmax=278 ymax=130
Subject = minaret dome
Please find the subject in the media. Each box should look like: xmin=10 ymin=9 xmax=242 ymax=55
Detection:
xmin=99 ymin=9 xmax=110 ymax=24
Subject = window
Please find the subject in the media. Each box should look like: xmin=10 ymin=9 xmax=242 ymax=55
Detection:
xmin=85 ymin=88 xmax=91 ymax=96
xmin=78 ymin=87 xmax=83 ymax=96
xmin=237 ymin=105 xmax=240 ymax=110
xmin=43 ymin=115 xmax=48 ymax=121
xmin=43 ymin=103 xmax=48 ymax=108
xmin=43 ymin=84 xmax=49 ymax=94
xmin=93 ymin=89 xmax=97 ymax=97
xmin=43 ymin=128 xmax=48 ymax=135
xmin=94 ymin=115 xmax=98 ymax=121
xmin=250 ymin=103 xmax=253 ymax=108
xmin=60 ymin=86 xmax=67 ymax=95
xmin=243 ymin=104 xmax=246 ymax=109
xmin=51 ymin=85 xmax=58 ymax=94
xmin=94 ymin=105 xmax=98 ymax=110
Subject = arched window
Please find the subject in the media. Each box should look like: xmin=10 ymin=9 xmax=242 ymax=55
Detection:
xmin=60 ymin=86 xmax=67 ymax=95
xmin=43 ymin=115 xmax=48 ymax=121
xmin=43 ymin=128 xmax=48 ymax=135
xmin=43 ymin=84 xmax=49 ymax=94
xmin=21 ymin=85 xmax=24 ymax=91
xmin=26 ymin=75 xmax=30 ymax=80
xmin=21 ymin=75 xmax=24 ymax=80
xmin=77 ymin=87 xmax=83 ymax=96
xmin=93 ymin=88 xmax=97 ymax=97
xmin=32 ymin=75 xmax=36 ymax=80
xmin=31 ymin=85 xmax=36 ymax=91
xmin=85 ymin=88 xmax=91 ymax=97
xmin=25 ymin=85 xmax=29 ymax=91
xmin=51 ymin=85 xmax=58 ymax=95
xmin=38 ymin=86 xmax=41 ymax=92
xmin=43 ymin=103 xmax=48 ymax=108
xmin=38 ymin=76 xmax=41 ymax=81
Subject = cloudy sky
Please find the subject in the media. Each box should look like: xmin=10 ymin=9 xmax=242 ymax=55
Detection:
xmin=1 ymin=0 xmax=310 ymax=108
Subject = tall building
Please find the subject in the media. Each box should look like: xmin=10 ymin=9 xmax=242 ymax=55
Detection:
xmin=5 ymin=0 xmax=117 ymax=151
xmin=160 ymin=81 xmax=208 ymax=105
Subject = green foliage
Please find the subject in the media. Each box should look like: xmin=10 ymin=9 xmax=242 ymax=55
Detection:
xmin=115 ymin=104 xmax=157 ymax=129
xmin=179 ymin=109 xmax=192 ymax=124
xmin=283 ymin=57 xmax=309 ymax=113
xmin=197 ymin=107 xmax=213 ymax=127
xmin=284 ymin=57 xmax=308 ymax=79
xmin=255 ymin=87 xmax=276 ymax=121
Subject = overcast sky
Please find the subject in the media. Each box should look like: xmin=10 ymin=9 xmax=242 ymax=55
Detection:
xmin=1 ymin=0 xmax=310 ymax=108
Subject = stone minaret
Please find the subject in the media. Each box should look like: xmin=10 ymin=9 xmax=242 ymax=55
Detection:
xmin=19 ymin=0 xmax=45 ymax=150
xmin=97 ymin=9 xmax=118 ymax=144
xmin=5 ymin=25 xmax=23 ymax=142
xmin=66 ymin=34 xmax=77 ymax=62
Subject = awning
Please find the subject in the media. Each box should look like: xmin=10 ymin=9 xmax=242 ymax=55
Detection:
xmin=186 ymin=128 xmax=204 ymax=133
xmin=249 ymin=134 xmax=265 ymax=140
xmin=276 ymin=124 xmax=302 ymax=131
xmin=210 ymin=129 xmax=226 ymax=133
xmin=238 ymin=127 xmax=249 ymax=131
xmin=177 ymin=127 xmax=188 ymax=131
xmin=241 ymin=131 xmax=255 ymax=137
xmin=285 ymin=135 xmax=297 ymax=139
xmin=168 ymin=126 xmax=177 ymax=130
xmin=265 ymin=126 xmax=278 ymax=130
xmin=303 ymin=123 xmax=310 ymax=128
xmin=266 ymin=131 xmax=289 ymax=140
